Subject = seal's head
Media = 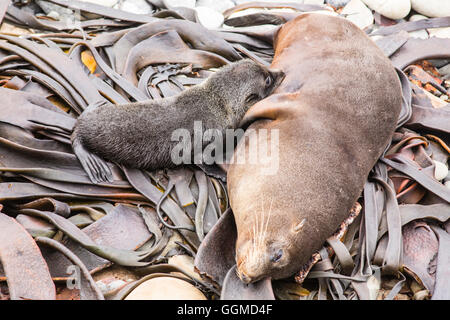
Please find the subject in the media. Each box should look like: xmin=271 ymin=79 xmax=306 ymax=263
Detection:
xmin=205 ymin=59 xmax=285 ymax=126
xmin=235 ymin=205 xmax=307 ymax=284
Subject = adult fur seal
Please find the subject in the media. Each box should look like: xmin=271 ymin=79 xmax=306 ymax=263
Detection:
xmin=72 ymin=59 xmax=284 ymax=183
xmin=227 ymin=13 xmax=403 ymax=283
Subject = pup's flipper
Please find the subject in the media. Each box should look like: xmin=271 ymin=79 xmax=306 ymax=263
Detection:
xmin=72 ymin=135 xmax=113 ymax=184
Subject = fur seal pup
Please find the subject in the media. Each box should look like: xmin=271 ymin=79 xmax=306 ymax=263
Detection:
xmin=72 ymin=59 xmax=284 ymax=183
xmin=227 ymin=14 xmax=403 ymax=283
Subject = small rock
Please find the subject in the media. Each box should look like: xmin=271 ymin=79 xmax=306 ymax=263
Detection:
xmin=196 ymin=0 xmax=234 ymax=13
xmin=428 ymin=27 xmax=450 ymax=39
xmin=46 ymin=10 xmax=60 ymax=20
xmin=79 ymin=0 xmax=118 ymax=7
xmin=409 ymin=14 xmax=428 ymax=22
xmin=413 ymin=290 xmax=429 ymax=300
xmin=411 ymin=0 xmax=450 ymax=18
xmin=304 ymin=0 xmax=325 ymax=4
xmin=409 ymin=29 xmax=429 ymax=39
xmin=164 ymin=0 xmax=196 ymax=9
xmin=326 ymin=0 xmax=351 ymax=7
xmin=107 ymin=279 xmax=127 ymax=292
xmin=441 ymin=94 xmax=449 ymax=100
xmin=434 ymin=160 xmax=448 ymax=181
xmin=95 ymin=279 xmax=127 ymax=295
xmin=116 ymin=0 xmax=153 ymax=14
xmin=341 ymin=0 xmax=374 ymax=30
xmin=367 ymin=275 xmax=380 ymax=300
xmin=362 ymin=0 xmax=410 ymax=20
xmin=95 ymin=281 xmax=108 ymax=294
xmin=195 ymin=6 xmax=224 ymax=29
xmin=125 ymin=277 xmax=207 ymax=300
xmin=408 ymin=15 xmax=429 ymax=39
xmin=168 ymin=254 xmax=203 ymax=282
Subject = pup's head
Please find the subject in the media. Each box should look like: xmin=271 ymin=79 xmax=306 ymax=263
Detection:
xmin=206 ymin=59 xmax=285 ymax=124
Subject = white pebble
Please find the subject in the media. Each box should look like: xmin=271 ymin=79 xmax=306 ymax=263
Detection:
xmin=428 ymin=27 xmax=450 ymax=39
xmin=195 ymin=6 xmax=224 ymax=29
xmin=409 ymin=14 xmax=428 ymax=22
xmin=117 ymin=0 xmax=153 ymax=14
xmin=125 ymin=277 xmax=207 ymax=300
xmin=362 ymin=0 xmax=411 ymax=20
xmin=164 ymin=0 xmax=196 ymax=9
xmin=196 ymin=0 xmax=234 ymax=13
xmin=408 ymin=14 xmax=429 ymax=39
xmin=107 ymin=279 xmax=127 ymax=292
xmin=411 ymin=0 xmax=450 ymax=18
xmin=47 ymin=10 xmax=60 ymax=20
xmin=80 ymin=0 xmax=118 ymax=7
xmin=304 ymin=0 xmax=325 ymax=4
xmin=434 ymin=160 xmax=448 ymax=181
xmin=342 ymin=0 xmax=374 ymax=30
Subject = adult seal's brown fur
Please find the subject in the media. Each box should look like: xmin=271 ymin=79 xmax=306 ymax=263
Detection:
xmin=227 ymin=13 xmax=403 ymax=283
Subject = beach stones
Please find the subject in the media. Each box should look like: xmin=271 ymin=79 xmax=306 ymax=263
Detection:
xmin=164 ymin=0 xmax=196 ymax=9
xmin=342 ymin=0 xmax=373 ymax=30
xmin=196 ymin=0 xmax=234 ymax=13
xmin=411 ymin=0 xmax=450 ymax=18
xmin=326 ymin=0 xmax=351 ymax=7
xmin=304 ymin=0 xmax=325 ymax=4
xmin=361 ymin=0 xmax=411 ymax=20
xmin=433 ymin=160 xmax=449 ymax=181
xmin=408 ymin=14 xmax=429 ymax=39
xmin=116 ymin=0 xmax=153 ymax=14
xmin=124 ymin=277 xmax=207 ymax=300
xmin=195 ymin=6 xmax=224 ymax=29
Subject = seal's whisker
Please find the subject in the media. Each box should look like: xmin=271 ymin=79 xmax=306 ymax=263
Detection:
xmin=261 ymin=197 xmax=273 ymax=247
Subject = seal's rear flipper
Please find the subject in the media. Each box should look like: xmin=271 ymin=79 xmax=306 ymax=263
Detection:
xmin=72 ymin=135 xmax=113 ymax=184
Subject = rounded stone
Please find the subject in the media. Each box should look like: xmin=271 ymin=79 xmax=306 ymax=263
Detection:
xmin=341 ymin=0 xmax=374 ymax=30
xmin=411 ymin=0 xmax=450 ymax=18
xmin=362 ymin=0 xmax=411 ymax=20
xmin=164 ymin=0 xmax=196 ymax=9
xmin=125 ymin=277 xmax=207 ymax=300
xmin=326 ymin=0 xmax=351 ymax=6
xmin=118 ymin=0 xmax=153 ymax=14
xmin=408 ymin=14 xmax=429 ymax=39
xmin=196 ymin=0 xmax=234 ymax=13
xmin=195 ymin=6 xmax=224 ymax=29
xmin=434 ymin=160 xmax=448 ymax=181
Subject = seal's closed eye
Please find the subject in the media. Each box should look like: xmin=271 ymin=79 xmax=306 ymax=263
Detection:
xmin=270 ymin=249 xmax=283 ymax=263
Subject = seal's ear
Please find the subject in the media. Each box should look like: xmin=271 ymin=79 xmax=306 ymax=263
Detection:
xmin=268 ymin=69 xmax=285 ymax=87
xmin=291 ymin=219 xmax=306 ymax=233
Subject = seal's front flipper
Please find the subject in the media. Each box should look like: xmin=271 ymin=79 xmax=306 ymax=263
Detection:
xmin=72 ymin=136 xmax=113 ymax=184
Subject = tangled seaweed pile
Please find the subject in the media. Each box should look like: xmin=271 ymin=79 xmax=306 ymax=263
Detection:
xmin=0 ymin=0 xmax=449 ymax=300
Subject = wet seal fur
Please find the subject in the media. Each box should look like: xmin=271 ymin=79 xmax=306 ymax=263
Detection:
xmin=227 ymin=14 xmax=403 ymax=283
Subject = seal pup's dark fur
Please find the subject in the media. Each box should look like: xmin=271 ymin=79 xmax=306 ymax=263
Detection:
xmin=72 ymin=59 xmax=284 ymax=183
